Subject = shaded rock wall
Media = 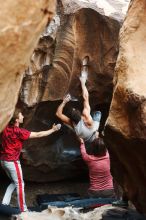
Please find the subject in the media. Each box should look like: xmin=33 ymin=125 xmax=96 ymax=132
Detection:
xmin=21 ymin=101 xmax=87 ymax=182
xmin=0 ymin=0 xmax=56 ymax=132
xmin=69 ymin=8 xmax=119 ymax=104
xmin=105 ymin=0 xmax=146 ymax=214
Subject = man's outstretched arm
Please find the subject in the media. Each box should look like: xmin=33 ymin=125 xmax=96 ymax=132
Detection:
xmin=29 ymin=123 xmax=61 ymax=138
xmin=56 ymin=94 xmax=72 ymax=127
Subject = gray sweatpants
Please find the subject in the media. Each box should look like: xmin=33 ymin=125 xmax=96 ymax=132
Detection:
xmin=1 ymin=160 xmax=27 ymax=212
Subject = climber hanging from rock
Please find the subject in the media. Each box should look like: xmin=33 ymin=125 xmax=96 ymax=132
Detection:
xmin=56 ymin=56 xmax=101 ymax=144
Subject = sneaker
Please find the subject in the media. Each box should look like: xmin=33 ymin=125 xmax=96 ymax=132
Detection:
xmin=112 ymin=200 xmax=128 ymax=208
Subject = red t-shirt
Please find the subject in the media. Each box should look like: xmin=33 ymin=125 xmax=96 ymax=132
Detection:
xmin=80 ymin=143 xmax=113 ymax=191
xmin=0 ymin=125 xmax=30 ymax=161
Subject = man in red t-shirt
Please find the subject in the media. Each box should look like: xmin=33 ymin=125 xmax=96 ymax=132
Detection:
xmin=0 ymin=110 xmax=61 ymax=212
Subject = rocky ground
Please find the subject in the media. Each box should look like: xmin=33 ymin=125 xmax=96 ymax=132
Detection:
xmin=1 ymin=177 xmax=146 ymax=220
xmin=0 ymin=177 xmax=89 ymax=208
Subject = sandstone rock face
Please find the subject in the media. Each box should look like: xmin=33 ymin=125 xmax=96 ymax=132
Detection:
xmin=19 ymin=6 xmax=120 ymax=182
xmin=105 ymin=0 xmax=146 ymax=214
xmin=16 ymin=205 xmax=115 ymax=220
xmin=62 ymin=0 xmax=130 ymax=22
xmin=20 ymin=8 xmax=120 ymax=105
xmin=0 ymin=0 xmax=56 ymax=132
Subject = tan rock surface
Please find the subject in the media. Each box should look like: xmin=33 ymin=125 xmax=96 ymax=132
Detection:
xmin=20 ymin=8 xmax=120 ymax=106
xmin=0 ymin=0 xmax=56 ymax=132
xmin=62 ymin=0 xmax=130 ymax=22
xmin=14 ymin=205 xmax=114 ymax=220
xmin=105 ymin=0 xmax=146 ymax=214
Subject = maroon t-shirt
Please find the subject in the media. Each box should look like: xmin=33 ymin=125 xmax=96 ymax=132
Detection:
xmin=80 ymin=143 xmax=113 ymax=191
xmin=0 ymin=125 xmax=30 ymax=161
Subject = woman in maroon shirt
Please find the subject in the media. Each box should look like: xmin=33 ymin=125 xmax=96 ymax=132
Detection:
xmin=0 ymin=110 xmax=61 ymax=212
xmin=80 ymin=138 xmax=115 ymax=198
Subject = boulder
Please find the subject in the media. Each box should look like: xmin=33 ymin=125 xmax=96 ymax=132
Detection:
xmin=0 ymin=0 xmax=56 ymax=132
xmin=105 ymin=0 xmax=146 ymax=214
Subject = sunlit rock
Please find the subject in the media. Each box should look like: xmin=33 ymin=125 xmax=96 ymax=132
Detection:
xmin=20 ymin=7 xmax=120 ymax=106
xmin=0 ymin=0 xmax=56 ymax=131
xmin=105 ymin=0 xmax=146 ymax=214
xmin=62 ymin=0 xmax=130 ymax=22
xmin=12 ymin=205 xmax=114 ymax=220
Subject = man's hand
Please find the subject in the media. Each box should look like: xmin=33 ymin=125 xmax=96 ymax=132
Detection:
xmin=63 ymin=94 xmax=71 ymax=104
xmin=52 ymin=123 xmax=61 ymax=131
xmin=80 ymin=138 xmax=84 ymax=144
